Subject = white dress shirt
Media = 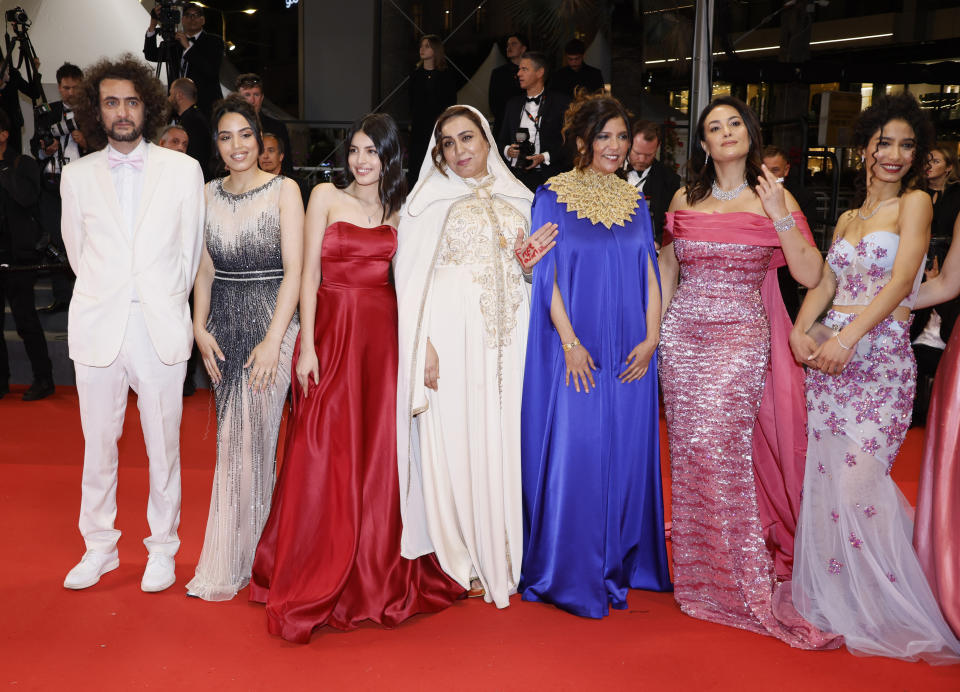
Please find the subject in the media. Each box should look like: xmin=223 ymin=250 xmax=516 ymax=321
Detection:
xmin=504 ymin=90 xmax=551 ymax=168
xmin=627 ymin=167 xmax=650 ymax=193
xmin=108 ymin=139 xmax=148 ymax=300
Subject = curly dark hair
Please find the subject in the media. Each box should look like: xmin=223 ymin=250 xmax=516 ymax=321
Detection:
xmin=685 ymin=95 xmax=763 ymax=205
xmin=337 ymin=113 xmax=407 ymax=221
xmin=562 ymin=92 xmax=632 ymax=170
xmin=852 ymin=92 xmax=934 ymax=206
xmin=74 ymin=54 xmax=170 ymax=152
xmin=429 ymin=105 xmax=490 ymax=176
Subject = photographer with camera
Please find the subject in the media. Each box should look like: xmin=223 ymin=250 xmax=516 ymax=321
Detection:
xmin=144 ymin=2 xmax=224 ymax=117
xmin=497 ymin=52 xmax=570 ymax=192
xmin=0 ymin=107 xmax=54 ymax=401
xmin=0 ymin=11 xmax=42 ymax=156
xmin=30 ymin=62 xmax=86 ymax=313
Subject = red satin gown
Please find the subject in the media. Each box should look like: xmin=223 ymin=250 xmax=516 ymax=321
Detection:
xmin=250 ymin=222 xmax=464 ymax=643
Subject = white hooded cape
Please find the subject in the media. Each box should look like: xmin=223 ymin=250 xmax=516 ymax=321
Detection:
xmin=393 ymin=106 xmax=533 ymax=558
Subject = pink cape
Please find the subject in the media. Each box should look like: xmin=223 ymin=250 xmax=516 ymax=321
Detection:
xmin=914 ymin=325 xmax=960 ymax=637
xmin=664 ymin=210 xmax=812 ymax=580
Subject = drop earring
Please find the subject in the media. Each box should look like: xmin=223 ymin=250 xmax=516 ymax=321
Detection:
xmin=705 ymin=151 xmax=710 ymax=165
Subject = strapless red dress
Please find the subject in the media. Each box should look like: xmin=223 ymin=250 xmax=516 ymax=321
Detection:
xmin=250 ymin=222 xmax=464 ymax=643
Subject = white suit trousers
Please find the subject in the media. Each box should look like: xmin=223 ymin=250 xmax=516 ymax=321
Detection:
xmin=74 ymin=304 xmax=186 ymax=557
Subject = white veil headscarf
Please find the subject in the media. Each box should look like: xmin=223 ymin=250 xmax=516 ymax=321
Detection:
xmin=394 ymin=105 xmax=533 ymax=558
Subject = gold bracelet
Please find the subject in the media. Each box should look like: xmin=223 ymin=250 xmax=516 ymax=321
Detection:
xmin=835 ymin=332 xmax=854 ymax=350
xmin=561 ymin=337 xmax=580 ymax=352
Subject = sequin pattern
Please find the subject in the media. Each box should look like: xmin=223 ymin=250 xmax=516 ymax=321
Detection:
xmin=794 ymin=308 xmax=960 ymax=661
xmin=186 ymin=177 xmax=299 ymax=601
xmin=660 ymin=239 xmax=819 ymax=646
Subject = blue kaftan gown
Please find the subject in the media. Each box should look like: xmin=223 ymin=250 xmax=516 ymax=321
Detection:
xmin=520 ymin=173 xmax=673 ymax=618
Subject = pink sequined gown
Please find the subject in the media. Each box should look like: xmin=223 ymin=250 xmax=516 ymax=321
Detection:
xmin=660 ymin=210 xmax=837 ymax=650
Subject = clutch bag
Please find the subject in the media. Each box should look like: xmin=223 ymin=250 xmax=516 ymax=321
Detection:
xmin=805 ymin=321 xmax=836 ymax=346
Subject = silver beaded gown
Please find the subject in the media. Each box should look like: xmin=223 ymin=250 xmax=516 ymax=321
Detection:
xmin=186 ymin=176 xmax=298 ymax=601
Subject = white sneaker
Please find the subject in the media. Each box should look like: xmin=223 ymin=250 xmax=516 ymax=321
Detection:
xmin=64 ymin=550 xmax=120 ymax=590
xmin=141 ymin=554 xmax=176 ymax=593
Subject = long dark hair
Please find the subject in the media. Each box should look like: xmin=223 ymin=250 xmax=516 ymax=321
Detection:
xmin=418 ymin=34 xmax=448 ymax=70
xmin=852 ymin=92 xmax=934 ymax=206
xmin=211 ymin=95 xmax=264 ymax=155
xmin=685 ymin=95 xmax=763 ymax=205
xmin=338 ymin=113 xmax=407 ymax=221
xmin=562 ymin=92 xmax=632 ymax=170
xmin=74 ymin=54 xmax=170 ymax=151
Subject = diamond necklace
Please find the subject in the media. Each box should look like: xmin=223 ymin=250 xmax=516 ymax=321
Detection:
xmin=711 ymin=179 xmax=749 ymax=201
xmin=857 ymin=196 xmax=897 ymax=221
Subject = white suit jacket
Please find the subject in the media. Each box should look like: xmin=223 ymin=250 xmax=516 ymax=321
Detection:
xmin=61 ymin=143 xmax=205 ymax=367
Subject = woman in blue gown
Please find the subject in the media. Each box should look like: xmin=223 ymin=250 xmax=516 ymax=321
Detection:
xmin=520 ymin=94 xmax=672 ymax=618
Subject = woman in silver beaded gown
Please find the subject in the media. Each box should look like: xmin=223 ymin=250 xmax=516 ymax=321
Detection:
xmin=186 ymin=96 xmax=303 ymax=601
xmin=658 ymin=96 xmax=837 ymax=648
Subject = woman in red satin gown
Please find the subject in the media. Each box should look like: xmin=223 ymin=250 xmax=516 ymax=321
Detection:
xmin=250 ymin=114 xmax=464 ymax=644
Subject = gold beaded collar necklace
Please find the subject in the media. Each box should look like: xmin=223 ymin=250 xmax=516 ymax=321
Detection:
xmin=547 ymin=168 xmax=639 ymax=229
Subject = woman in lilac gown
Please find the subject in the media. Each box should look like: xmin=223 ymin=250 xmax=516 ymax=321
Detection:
xmin=913 ymin=206 xmax=960 ymax=638
xmin=658 ymin=96 xmax=837 ymax=649
xmin=790 ymin=93 xmax=960 ymax=663
xmin=521 ymin=94 xmax=672 ymax=618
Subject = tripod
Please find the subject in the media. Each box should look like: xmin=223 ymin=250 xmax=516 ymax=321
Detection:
xmin=154 ymin=35 xmax=183 ymax=85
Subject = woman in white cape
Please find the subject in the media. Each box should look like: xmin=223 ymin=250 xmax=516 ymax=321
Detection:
xmin=395 ymin=105 xmax=556 ymax=607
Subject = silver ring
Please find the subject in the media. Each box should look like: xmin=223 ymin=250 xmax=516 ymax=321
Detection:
xmin=775 ymin=177 xmax=785 ymax=184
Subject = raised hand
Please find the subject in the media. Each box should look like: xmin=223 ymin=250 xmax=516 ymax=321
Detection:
xmin=514 ymin=222 xmax=558 ymax=272
xmin=755 ymin=163 xmax=790 ymax=222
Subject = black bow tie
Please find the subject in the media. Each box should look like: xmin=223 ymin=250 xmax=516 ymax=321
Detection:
xmin=526 ymin=95 xmax=542 ymax=105
xmin=188 ymin=36 xmax=196 ymax=43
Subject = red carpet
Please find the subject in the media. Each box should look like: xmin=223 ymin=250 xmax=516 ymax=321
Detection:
xmin=2 ymin=386 xmax=958 ymax=691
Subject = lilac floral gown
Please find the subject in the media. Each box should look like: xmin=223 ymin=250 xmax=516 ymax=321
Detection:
xmin=793 ymin=229 xmax=960 ymax=664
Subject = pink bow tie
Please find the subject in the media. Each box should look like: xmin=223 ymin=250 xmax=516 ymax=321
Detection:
xmin=107 ymin=150 xmax=144 ymax=170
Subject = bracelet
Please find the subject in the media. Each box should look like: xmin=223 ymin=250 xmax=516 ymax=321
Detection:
xmin=773 ymin=214 xmax=795 ymax=233
xmin=835 ymin=332 xmax=854 ymax=350
xmin=561 ymin=337 xmax=580 ymax=352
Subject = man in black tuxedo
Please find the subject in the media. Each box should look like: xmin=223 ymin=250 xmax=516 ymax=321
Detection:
xmin=168 ymin=77 xmax=212 ymax=180
xmin=762 ymin=145 xmax=819 ymax=321
xmin=626 ymin=120 xmax=681 ymax=248
xmin=0 ymin=108 xmax=54 ymax=401
xmin=497 ymin=52 xmax=571 ymax=192
xmin=487 ymin=33 xmax=527 ymax=131
xmin=31 ymin=63 xmax=87 ymax=313
xmin=0 ymin=62 xmax=41 ymax=155
xmin=550 ymin=39 xmax=605 ymax=99
xmin=144 ymin=2 xmax=224 ymax=117
xmin=236 ymin=73 xmax=293 ymax=175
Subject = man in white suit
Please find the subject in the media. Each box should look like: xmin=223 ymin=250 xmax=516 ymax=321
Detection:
xmin=61 ymin=55 xmax=204 ymax=592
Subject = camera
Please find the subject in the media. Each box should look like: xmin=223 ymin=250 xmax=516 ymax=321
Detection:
xmin=34 ymin=103 xmax=76 ymax=150
xmin=5 ymin=6 xmax=29 ymax=33
xmin=513 ymin=128 xmax=534 ymax=169
xmin=152 ymin=0 xmax=185 ymax=41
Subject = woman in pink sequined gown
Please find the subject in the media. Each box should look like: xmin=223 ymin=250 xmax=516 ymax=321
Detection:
xmin=659 ymin=97 xmax=837 ymax=649
xmin=912 ymin=208 xmax=960 ymax=639
xmin=790 ymin=93 xmax=960 ymax=663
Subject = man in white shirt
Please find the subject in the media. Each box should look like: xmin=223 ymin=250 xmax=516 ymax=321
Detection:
xmin=60 ymin=56 xmax=204 ymax=593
